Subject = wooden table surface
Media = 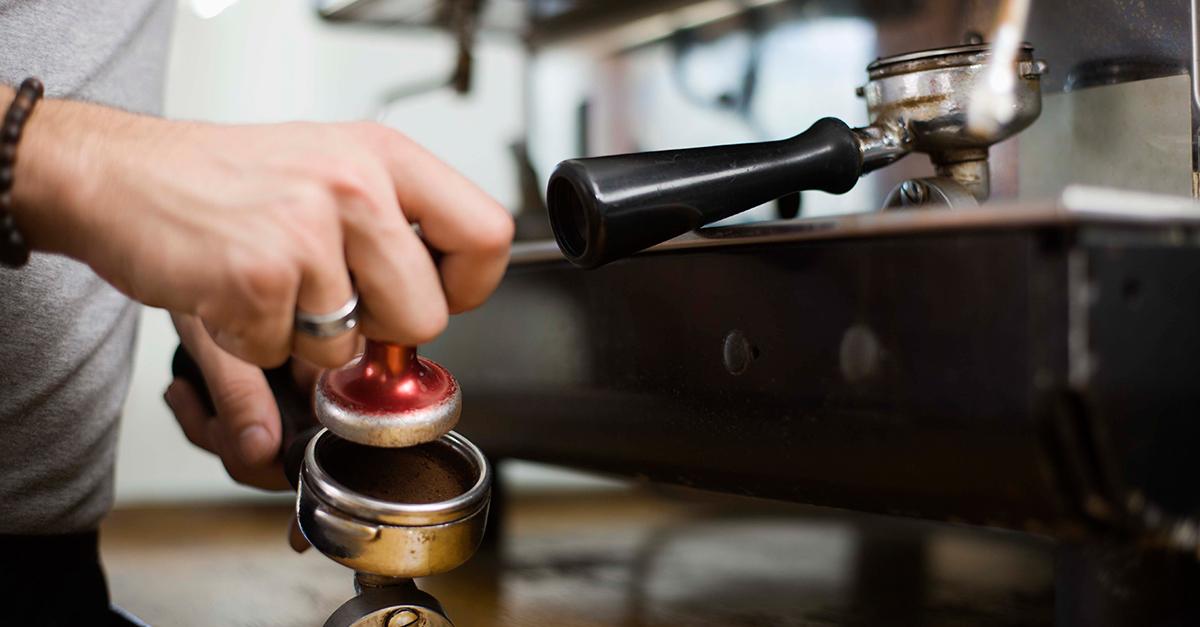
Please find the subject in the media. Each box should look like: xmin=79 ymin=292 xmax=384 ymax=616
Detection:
xmin=102 ymin=487 xmax=1054 ymax=626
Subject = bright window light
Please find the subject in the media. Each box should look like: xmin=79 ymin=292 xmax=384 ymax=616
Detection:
xmin=189 ymin=0 xmax=240 ymax=19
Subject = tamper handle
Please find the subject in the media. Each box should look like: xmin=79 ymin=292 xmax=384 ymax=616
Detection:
xmin=547 ymin=117 xmax=863 ymax=268
xmin=171 ymin=345 xmax=320 ymax=490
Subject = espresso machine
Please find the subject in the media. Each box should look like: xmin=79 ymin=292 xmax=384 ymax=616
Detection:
xmin=395 ymin=0 xmax=1200 ymax=625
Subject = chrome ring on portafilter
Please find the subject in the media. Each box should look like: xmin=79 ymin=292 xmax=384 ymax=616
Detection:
xmin=297 ymin=429 xmax=491 ymax=579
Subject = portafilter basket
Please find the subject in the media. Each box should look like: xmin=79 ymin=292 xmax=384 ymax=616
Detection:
xmin=297 ymin=428 xmax=491 ymax=579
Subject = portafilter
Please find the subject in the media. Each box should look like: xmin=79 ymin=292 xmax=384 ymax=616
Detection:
xmin=171 ymin=342 xmax=489 ymax=627
xmin=547 ymin=42 xmax=1047 ymax=268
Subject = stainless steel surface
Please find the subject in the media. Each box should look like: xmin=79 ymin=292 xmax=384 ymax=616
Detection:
xmin=1019 ymin=75 xmax=1194 ymax=199
xmin=297 ymin=429 xmax=491 ymax=578
xmin=314 ymin=378 xmax=462 ymax=448
xmin=882 ymin=177 xmax=980 ymax=210
xmin=852 ymin=123 xmax=908 ymax=172
xmin=860 ymin=43 xmax=1045 ymax=201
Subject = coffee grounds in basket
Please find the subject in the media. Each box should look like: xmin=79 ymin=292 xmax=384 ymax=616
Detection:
xmin=316 ymin=436 xmax=477 ymax=504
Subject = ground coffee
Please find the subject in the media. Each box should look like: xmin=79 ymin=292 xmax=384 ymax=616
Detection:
xmin=316 ymin=436 xmax=477 ymax=504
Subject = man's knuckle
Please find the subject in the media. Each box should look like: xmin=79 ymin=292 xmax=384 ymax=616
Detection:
xmin=287 ymin=183 xmax=335 ymax=218
xmin=232 ymin=251 xmax=297 ymax=305
xmin=473 ymin=209 xmax=515 ymax=252
xmin=322 ymin=163 xmax=371 ymax=200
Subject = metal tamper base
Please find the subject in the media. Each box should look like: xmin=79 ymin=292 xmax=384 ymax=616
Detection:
xmin=315 ymin=340 xmax=462 ymax=448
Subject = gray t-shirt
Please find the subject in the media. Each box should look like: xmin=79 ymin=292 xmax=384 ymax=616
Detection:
xmin=0 ymin=1 xmax=174 ymax=533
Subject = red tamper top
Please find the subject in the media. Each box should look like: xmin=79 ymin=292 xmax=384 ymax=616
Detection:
xmin=315 ymin=341 xmax=462 ymax=448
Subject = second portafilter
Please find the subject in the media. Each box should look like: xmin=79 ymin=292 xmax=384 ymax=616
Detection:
xmin=547 ymin=43 xmax=1047 ymax=268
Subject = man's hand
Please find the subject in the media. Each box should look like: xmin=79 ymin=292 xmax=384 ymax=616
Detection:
xmin=7 ymin=90 xmax=514 ymax=369
xmin=2 ymin=85 xmax=512 ymax=498
xmin=168 ymin=313 xmax=318 ymax=550
xmin=166 ymin=313 xmax=323 ymax=490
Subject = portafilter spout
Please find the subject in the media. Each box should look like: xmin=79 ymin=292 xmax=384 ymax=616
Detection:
xmin=547 ymin=42 xmax=1046 ymax=269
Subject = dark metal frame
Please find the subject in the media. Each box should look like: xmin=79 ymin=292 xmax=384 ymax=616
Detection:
xmin=430 ymin=207 xmax=1200 ymax=550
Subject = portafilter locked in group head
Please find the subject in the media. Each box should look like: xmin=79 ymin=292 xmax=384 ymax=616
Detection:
xmin=547 ymin=42 xmax=1047 ymax=269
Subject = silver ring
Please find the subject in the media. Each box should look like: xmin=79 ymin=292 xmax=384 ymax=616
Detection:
xmin=295 ymin=293 xmax=359 ymax=338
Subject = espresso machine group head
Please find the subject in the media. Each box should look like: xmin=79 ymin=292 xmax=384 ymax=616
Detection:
xmin=547 ymin=43 xmax=1047 ymax=269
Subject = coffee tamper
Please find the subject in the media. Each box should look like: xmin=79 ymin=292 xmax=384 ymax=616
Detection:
xmin=171 ymin=340 xmax=491 ymax=627
xmin=301 ymin=339 xmax=490 ymax=627
xmin=315 ymin=341 xmax=461 ymax=448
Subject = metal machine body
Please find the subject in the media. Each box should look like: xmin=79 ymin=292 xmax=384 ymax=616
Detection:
xmin=495 ymin=1 xmax=1200 ymax=529
xmin=433 ymin=195 xmax=1200 ymax=551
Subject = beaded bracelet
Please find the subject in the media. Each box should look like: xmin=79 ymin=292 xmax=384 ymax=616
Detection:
xmin=0 ymin=77 xmax=45 ymax=268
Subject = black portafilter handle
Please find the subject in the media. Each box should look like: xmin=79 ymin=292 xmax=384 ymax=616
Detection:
xmin=547 ymin=117 xmax=865 ymax=269
xmin=171 ymin=345 xmax=322 ymax=490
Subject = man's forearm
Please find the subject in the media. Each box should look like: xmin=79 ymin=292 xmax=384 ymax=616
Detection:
xmin=2 ymin=84 xmax=115 ymax=258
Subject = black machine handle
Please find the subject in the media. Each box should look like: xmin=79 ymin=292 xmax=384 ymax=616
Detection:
xmin=546 ymin=117 xmax=864 ymax=269
xmin=171 ymin=345 xmax=322 ymax=490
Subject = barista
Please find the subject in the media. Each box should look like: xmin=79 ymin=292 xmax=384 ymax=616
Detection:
xmin=0 ymin=3 xmax=512 ymax=623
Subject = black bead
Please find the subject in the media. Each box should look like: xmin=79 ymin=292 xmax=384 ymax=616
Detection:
xmin=4 ymin=107 xmax=25 ymax=128
xmin=1 ymin=250 xmax=29 ymax=268
xmin=1 ymin=122 xmax=20 ymax=142
xmin=0 ymin=238 xmax=28 ymax=267
xmin=0 ymin=76 xmax=40 ymax=268
xmin=20 ymin=77 xmax=44 ymax=97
